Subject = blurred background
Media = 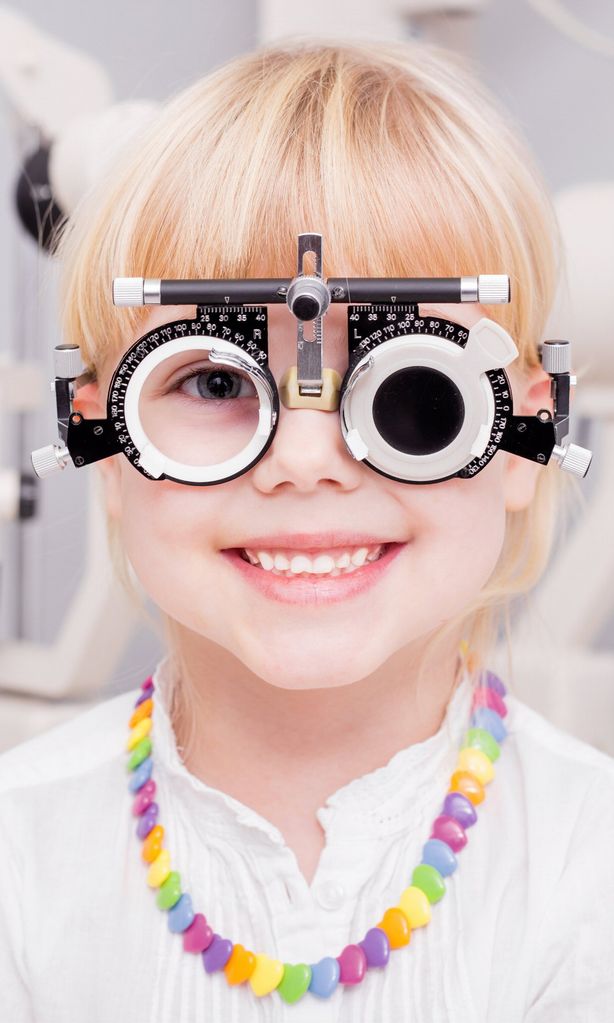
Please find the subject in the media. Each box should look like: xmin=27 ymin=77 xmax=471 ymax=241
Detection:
xmin=0 ymin=0 xmax=613 ymax=752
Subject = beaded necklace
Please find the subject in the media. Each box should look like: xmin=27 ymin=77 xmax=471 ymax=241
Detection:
xmin=125 ymin=642 xmax=508 ymax=1005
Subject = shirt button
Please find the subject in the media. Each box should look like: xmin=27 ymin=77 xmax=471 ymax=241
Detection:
xmin=315 ymin=880 xmax=346 ymax=910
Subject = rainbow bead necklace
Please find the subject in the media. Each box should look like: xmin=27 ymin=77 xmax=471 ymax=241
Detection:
xmin=125 ymin=643 xmax=508 ymax=1004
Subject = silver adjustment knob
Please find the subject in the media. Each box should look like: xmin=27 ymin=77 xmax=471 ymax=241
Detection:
xmin=31 ymin=444 xmax=71 ymax=479
xmin=54 ymin=345 xmax=84 ymax=378
xmin=541 ymin=340 xmax=571 ymax=374
xmin=551 ymin=443 xmax=592 ymax=478
xmin=477 ymin=275 xmax=510 ymax=304
xmin=113 ymin=277 xmax=144 ymax=306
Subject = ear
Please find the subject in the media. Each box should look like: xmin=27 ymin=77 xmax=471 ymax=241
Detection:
xmin=502 ymin=362 xmax=567 ymax=513
xmin=72 ymin=379 xmax=123 ymax=519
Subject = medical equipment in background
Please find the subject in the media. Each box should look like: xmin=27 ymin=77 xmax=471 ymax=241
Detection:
xmin=0 ymin=7 xmax=155 ymax=747
xmin=259 ymin=0 xmax=491 ymax=55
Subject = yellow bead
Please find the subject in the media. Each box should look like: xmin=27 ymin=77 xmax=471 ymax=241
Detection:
xmin=249 ymin=953 xmax=284 ymax=996
xmin=147 ymin=848 xmax=171 ymax=888
xmin=457 ymin=747 xmax=495 ymax=785
xmin=126 ymin=717 xmax=152 ymax=751
xmin=397 ymin=885 xmax=431 ymax=927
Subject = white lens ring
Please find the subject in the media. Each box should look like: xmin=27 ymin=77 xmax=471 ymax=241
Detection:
xmin=122 ymin=336 xmax=274 ymax=483
xmin=340 ymin=318 xmax=518 ymax=482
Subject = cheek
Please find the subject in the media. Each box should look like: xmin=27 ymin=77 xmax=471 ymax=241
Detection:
xmin=401 ymin=464 xmax=508 ymax=622
xmin=116 ymin=472 xmax=222 ymax=619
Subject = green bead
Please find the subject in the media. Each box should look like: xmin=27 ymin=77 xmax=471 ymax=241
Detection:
xmin=277 ymin=963 xmax=312 ymax=1004
xmin=412 ymin=863 xmax=446 ymax=903
xmin=156 ymin=871 xmax=182 ymax=910
xmin=127 ymin=736 xmax=152 ymax=771
xmin=464 ymin=727 xmax=500 ymax=762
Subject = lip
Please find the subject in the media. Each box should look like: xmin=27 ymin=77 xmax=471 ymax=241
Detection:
xmin=219 ymin=541 xmax=408 ymax=605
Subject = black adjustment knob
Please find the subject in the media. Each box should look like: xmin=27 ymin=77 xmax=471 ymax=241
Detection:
xmin=292 ymin=294 xmax=320 ymax=321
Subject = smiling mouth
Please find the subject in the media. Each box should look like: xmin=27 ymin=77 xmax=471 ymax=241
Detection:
xmin=233 ymin=542 xmax=395 ymax=578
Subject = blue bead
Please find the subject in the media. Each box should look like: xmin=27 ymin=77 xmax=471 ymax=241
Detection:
xmin=422 ymin=838 xmax=457 ymax=877
xmin=308 ymin=956 xmax=340 ymax=998
xmin=128 ymin=756 xmax=153 ymax=792
xmin=471 ymin=707 xmax=507 ymax=743
xmin=168 ymin=893 xmax=194 ymax=933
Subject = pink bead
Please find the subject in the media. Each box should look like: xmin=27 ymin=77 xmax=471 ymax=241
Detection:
xmin=141 ymin=676 xmax=154 ymax=690
xmin=132 ymin=779 xmax=156 ymax=815
xmin=472 ymin=686 xmax=507 ymax=718
xmin=337 ymin=944 xmax=367 ymax=985
xmin=183 ymin=913 xmax=214 ymax=953
xmin=431 ymin=814 xmax=467 ymax=852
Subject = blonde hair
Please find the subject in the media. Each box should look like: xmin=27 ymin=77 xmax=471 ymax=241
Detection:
xmin=53 ymin=37 xmax=584 ymax=738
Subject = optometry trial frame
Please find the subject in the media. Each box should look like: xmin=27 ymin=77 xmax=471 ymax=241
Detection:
xmin=31 ymin=232 xmax=592 ymax=486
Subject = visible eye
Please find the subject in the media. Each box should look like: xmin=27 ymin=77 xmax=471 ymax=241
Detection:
xmin=168 ymin=364 xmax=257 ymax=402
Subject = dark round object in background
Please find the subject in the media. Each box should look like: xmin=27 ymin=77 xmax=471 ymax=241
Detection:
xmin=14 ymin=144 xmax=67 ymax=254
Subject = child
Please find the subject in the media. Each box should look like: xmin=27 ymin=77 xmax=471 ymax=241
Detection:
xmin=1 ymin=38 xmax=613 ymax=1022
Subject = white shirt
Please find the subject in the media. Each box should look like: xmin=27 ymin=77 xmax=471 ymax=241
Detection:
xmin=1 ymin=655 xmax=613 ymax=1023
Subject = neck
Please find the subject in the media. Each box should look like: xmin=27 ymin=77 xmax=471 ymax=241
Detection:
xmin=166 ymin=625 xmax=466 ymax=805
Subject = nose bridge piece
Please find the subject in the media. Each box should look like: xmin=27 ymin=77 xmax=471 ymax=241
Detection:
xmin=278 ymin=365 xmax=342 ymax=411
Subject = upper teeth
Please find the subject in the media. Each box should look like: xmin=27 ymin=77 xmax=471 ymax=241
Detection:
xmin=242 ymin=544 xmax=385 ymax=576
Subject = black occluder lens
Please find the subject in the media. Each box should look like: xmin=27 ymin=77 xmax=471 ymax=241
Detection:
xmin=372 ymin=366 xmax=465 ymax=455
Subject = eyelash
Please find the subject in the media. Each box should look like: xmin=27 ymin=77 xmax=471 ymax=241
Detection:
xmin=167 ymin=366 xmax=251 ymax=400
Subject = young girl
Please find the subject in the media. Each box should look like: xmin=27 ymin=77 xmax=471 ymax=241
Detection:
xmin=1 ymin=38 xmax=613 ymax=1022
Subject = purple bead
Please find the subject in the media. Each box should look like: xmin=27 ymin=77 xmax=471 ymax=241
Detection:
xmin=136 ymin=802 xmax=159 ymax=839
xmin=128 ymin=756 xmax=153 ymax=793
xmin=431 ymin=814 xmax=467 ymax=852
xmin=202 ymin=934 xmax=233 ymax=973
xmin=422 ymin=838 xmax=457 ymax=877
xmin=358 ymin=927 xmax=390 ymax=968
xmin=471 ymin=707 xmax=507 ymax=743
xmin=481 ymin=669 xmax=507 ymax=696
xmin=135 ymin=685 xmax=154 ymax=707
xmin=443 ymin=791 xmax=478 ymax=829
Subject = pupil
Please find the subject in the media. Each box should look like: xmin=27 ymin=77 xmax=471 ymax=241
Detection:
xmin=372 ymin=366 xmax=465 ymax=455
xmin=199 ymin=371 xmax=236 ymax=399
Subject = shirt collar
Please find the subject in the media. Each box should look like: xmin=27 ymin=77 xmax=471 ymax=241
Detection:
xmin=150 ymin=654 xmax=475 ymax=844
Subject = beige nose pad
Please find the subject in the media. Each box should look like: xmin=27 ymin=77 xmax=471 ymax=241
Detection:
xmin=278 ymin=365 xmax=342 ymax=411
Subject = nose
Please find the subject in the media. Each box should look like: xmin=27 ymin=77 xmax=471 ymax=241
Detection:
xmin=249 ymin=398 xmax=365 ymax=494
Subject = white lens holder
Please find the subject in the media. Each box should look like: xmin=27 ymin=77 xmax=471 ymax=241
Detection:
xmin=123 ymin=335 xmax=276 ymax=484
xmin=340 ymin=317 xmax=519 ymax=483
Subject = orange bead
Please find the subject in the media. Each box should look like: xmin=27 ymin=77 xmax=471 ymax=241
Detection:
xmin=449 ymin=770 xmax=485 ymax=805
xmin=129 ymin=698 xmax=153 ymax=728
xmin=224 ymin=944 xmax=257 ymax=985
xmin=142 ymin=824 xmax=164 ymax=863
xmin=466 ymin=652 xmax=480 ymax=673
xmin=376 ymin=907 xmax=411 ymax=948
